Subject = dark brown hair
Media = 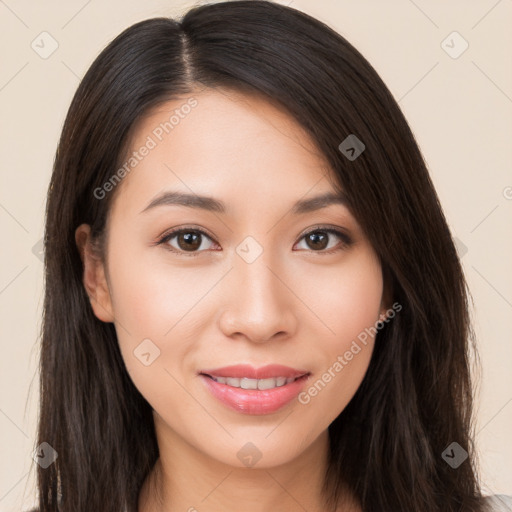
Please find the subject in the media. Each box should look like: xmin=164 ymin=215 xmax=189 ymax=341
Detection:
xmin=34 ymin=1 xmax=486 ymax=510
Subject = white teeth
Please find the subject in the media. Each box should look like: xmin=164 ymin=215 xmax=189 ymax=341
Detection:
xmin=209 ymin=375 xmax=299 ymax=389
xmin=241 ymin=378 xmax=258 ymax=390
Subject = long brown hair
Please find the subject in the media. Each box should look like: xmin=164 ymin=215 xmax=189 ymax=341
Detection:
xmin=35 ymin=1 xmax=486 ymax=510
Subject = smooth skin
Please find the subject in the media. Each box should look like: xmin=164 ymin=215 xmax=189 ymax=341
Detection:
xmin=75 ymin=87 xmax=391 ymax=512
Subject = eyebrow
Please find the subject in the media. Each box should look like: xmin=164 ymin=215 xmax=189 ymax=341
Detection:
xmin=140 ymin=190 xmax=348 ymax=215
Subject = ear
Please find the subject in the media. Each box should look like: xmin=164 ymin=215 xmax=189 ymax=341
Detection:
xmin=75 ymin=223 xmax=114 ymax=323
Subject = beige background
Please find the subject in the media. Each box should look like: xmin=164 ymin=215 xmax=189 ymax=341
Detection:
xmin=0 ymin=0 xmax=511 ymax=510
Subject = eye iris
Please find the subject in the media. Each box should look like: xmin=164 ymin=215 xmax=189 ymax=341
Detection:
xmin=178 ymin=232 xmax=201 ymax=251
xmin=307 ymin=231 xmax=328 ymax=250
xmin=167 ymin=229 xmax=341 ymax=253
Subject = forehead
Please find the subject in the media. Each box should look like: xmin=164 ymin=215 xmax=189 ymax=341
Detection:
xmin=109 ymin=88 xmax=342 ymax=219
xmin=130 ymin=87 xmax=327 ymax=164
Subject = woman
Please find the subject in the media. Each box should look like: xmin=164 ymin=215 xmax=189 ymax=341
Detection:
xmin=31 ymin=1 xmax=511 ymax=511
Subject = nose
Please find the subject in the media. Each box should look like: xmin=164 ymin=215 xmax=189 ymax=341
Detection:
xmin=217 ymin=254 xmax=298 ymax=343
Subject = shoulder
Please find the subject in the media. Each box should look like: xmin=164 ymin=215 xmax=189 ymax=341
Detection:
xmin=483 ymin=494 xmax=512 ymax=511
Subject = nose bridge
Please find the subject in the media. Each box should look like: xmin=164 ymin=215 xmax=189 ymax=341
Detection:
xmin=218 ymin=241 xmax=296 ymax=341
xmin=238 ymin=248 xmax=282 ymax=309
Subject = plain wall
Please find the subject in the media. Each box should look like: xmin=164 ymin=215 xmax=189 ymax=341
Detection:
xmin=0 ymin=0 xmax=511 ymax=510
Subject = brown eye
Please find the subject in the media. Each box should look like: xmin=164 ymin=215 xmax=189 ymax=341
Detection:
xmin=159 ymin=228 xmax=216 ymax=254
xmin=295 ymin=228 xmax=352 ymax=253
xmin=157 ymin=225 xmax=352 ymax=257
xmin=175 ymin=231 xmax=203 ymax=251
xmin=305 ymin=231 xmax=329 ymax=250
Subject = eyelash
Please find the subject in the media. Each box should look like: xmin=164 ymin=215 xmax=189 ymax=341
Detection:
xmin=155 ymin=225 xmax=353 ymax=258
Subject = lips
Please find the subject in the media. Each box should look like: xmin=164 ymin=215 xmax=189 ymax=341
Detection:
xmin=199 ymin=373 xmax=311 ymax=415
xmin=198 ymin=364 xmax=311 ymax=415
xmin=199 ymin=364 xmax=309 ymax=380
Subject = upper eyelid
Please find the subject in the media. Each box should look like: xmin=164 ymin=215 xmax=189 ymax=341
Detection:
xmin=158 ymin=224 xmax=352 ymax=248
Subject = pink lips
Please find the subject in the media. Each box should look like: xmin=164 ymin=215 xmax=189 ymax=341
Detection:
xmin=198 ymin=364 xmax=311 ymax=415
xmin=200 ymin=364 xmax=309 ymax=380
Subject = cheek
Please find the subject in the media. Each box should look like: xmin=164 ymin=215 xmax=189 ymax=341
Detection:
xmin=105 ymin=239 xmax=199 ymax=384
xmin=105 ymin=236 xmax=237 ymax=418
xmin=107 ymin=235 xmax=216 ymax=339
xmin=329 ymin=260 xmax=383 ymax=343
xmin=295 ymin=251 xmax=383 ymax=418
xmin=295 ymin=248 xmax=384 ymax=348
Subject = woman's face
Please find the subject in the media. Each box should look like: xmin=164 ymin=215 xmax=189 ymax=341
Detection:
xmin=78 ymin=88 xmax=389 ymax=468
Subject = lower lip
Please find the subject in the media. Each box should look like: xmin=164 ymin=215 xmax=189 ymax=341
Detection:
xmin=200 ymin=374 xmax=310 ymax=415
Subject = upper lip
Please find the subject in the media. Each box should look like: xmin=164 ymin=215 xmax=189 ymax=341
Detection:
xmin=199 ymin=364 xmax=310 ymax=380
